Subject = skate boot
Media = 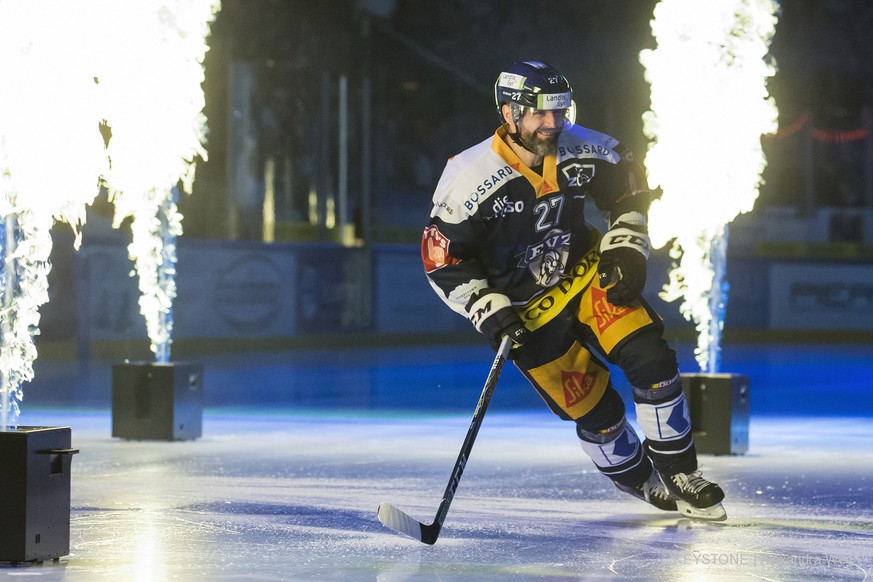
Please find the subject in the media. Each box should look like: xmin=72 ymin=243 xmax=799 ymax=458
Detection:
xmin=660 ymin=470 xmax=727 ymax=521
xmin=615 ymin=469 xmax=677 ymax=512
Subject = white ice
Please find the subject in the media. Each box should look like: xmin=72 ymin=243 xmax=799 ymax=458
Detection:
xmin=2 ymin=408 xmax=870 ymax=581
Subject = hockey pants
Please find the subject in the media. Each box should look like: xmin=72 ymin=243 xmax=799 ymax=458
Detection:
xmin=512 ymin=291 xmax=697 ymax=487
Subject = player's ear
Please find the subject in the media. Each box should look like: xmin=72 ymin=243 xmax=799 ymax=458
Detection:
xmin=500 ymin=103 xmax=514 ymax=128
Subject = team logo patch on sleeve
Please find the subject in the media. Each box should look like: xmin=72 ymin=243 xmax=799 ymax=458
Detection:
xmin=422 ymin=225 xmax=461 ymax=273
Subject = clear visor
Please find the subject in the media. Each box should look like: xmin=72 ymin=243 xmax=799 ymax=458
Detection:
xmin=511 ymin=98 xmax=576 ymax=126
xmin=564 ymin=100 xmax=577 ymax=125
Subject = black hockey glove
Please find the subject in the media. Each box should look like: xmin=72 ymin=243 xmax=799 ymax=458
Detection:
xmin=598 ymin=226 xmax=650 ymax=307
xmin=479 ymin=306 xmax=528 ymax=359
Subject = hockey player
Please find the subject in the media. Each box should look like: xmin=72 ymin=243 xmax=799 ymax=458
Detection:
xmin=421 ymin=60 xmax=726 ymax=520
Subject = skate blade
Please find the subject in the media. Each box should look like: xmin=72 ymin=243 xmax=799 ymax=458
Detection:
xmin=675 ymin=500 xmax=727 ymax=521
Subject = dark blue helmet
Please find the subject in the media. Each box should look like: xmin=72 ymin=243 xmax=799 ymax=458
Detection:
xmin=494 ymin=61 xmax=574 ymax=116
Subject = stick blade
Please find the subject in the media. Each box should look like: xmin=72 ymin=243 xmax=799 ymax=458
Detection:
xmin=377 ymin=502 xmax=442 ymax=544
xmin=377 ymin=502 xmax=424 ymax=542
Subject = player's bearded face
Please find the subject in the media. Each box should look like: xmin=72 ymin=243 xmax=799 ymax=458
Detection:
xmin=517 ymin=109 xmax=564 ymax=156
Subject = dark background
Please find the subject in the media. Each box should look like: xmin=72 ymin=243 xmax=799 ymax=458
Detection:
xmin=93 ymin=0 xmax=871 ymax=244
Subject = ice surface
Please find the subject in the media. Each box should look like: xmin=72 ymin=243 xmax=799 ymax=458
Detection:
xmin=2 ymin=408 xmax=870 ymax=581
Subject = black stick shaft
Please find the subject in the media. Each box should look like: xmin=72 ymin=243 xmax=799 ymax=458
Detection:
xmin=420 ymin=335 xmax=511 ymax=544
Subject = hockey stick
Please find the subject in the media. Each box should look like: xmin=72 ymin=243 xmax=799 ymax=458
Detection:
xmin=377 ymin=335 xmax=512 ymax=545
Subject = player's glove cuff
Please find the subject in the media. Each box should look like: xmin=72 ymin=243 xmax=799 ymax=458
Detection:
xmin=598 ymin=226 xmax=650 ymax=307
xmin=477 ymin=306 xmax=528 ymax=358
xmin=599 ymin=225 xmax=650 ymax=259
xmin=468 ymin=293 xmax=512 ymax=332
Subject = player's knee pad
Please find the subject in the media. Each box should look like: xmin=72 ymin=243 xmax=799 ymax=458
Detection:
xmin=577 ymin=415 xmax=626 ymax=445
xmin=632 ymin=371 xmax=682 ymax=403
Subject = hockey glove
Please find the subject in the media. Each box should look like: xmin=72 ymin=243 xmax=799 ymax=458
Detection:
xmin=598 ymin=226 xmax=650 ymax=307
xmin=479 ymin=306 xmax=528 ymax=358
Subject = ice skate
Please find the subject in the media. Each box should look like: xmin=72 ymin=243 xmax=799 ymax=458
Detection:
xmin=660 ymin=470 xmax=727 ymax=521
xmin=614 ymin=469 xmax=677 ymax=512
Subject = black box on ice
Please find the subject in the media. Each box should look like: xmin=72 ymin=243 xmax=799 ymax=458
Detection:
xmin=681 ymin=373 xmax=750 ymax=455
xmin=0 ymin=426 xmax=78 ymax=563
xmin=112 ymin=361 xmax=203 ymax=441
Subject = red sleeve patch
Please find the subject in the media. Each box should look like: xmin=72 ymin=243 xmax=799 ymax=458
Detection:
xmin=421 ymin=225 xmax=461 ymax=273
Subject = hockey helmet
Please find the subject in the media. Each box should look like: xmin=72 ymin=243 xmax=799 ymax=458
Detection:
xmin=494 ymin=60 xmax=575 ymax=124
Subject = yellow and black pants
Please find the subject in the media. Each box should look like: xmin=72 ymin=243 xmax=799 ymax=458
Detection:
xmin=511 ymin=250 xmax=697 ymax=484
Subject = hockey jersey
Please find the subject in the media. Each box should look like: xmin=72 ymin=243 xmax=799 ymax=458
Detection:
xmin=421 ymin=123 xmax=646 ymax=333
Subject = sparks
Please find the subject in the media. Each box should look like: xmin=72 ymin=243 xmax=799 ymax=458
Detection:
xmin=98 ymin=0 xmax=220 ymax=362
xmin=0 ymin=1 xmax=109 ymax=428
xmin=640 ymin=0 xmax=779 ymax=372
xmin=0 ymin=0 xmax=219 ymax=428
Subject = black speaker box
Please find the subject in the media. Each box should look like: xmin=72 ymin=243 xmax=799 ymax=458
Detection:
xmin=0 ymin=426 xmax=78 ymax=563
xmin=681 ymin=373 xmax=750 ymax=455
xmin=112 ymin=361 xmax=203 ymax=441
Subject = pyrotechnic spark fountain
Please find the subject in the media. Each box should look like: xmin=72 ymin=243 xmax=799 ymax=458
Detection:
xmin=98 ymin=0 xmax=220 ymax=363
xmin=0 ymin=2 xmax=109 ymax=429
xmin=0 ymin=0 xmax=218 ymax=429
xmin=640 ymin=0 xmax=779 ymax=372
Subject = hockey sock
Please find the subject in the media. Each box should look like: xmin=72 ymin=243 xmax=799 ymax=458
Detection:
xmin=633 ymin=387 xmax=697 ymax=476
xmin=577 ymin=419 xmax=652 ymax=487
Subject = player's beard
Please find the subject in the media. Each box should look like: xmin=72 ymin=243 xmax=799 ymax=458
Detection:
xmin=518 ymin=127 xmax=559 ymax=157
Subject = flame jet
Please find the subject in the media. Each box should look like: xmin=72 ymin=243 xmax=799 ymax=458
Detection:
xmin=640 ymin=0 xmax=779 ymax=372
xmin=0 ymin=2 xmax=110 ymax=429
xmin=0 ymin=0 xmax=219 ymax=428
xmin=97 ymin=0 xmax=220 ymax=363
